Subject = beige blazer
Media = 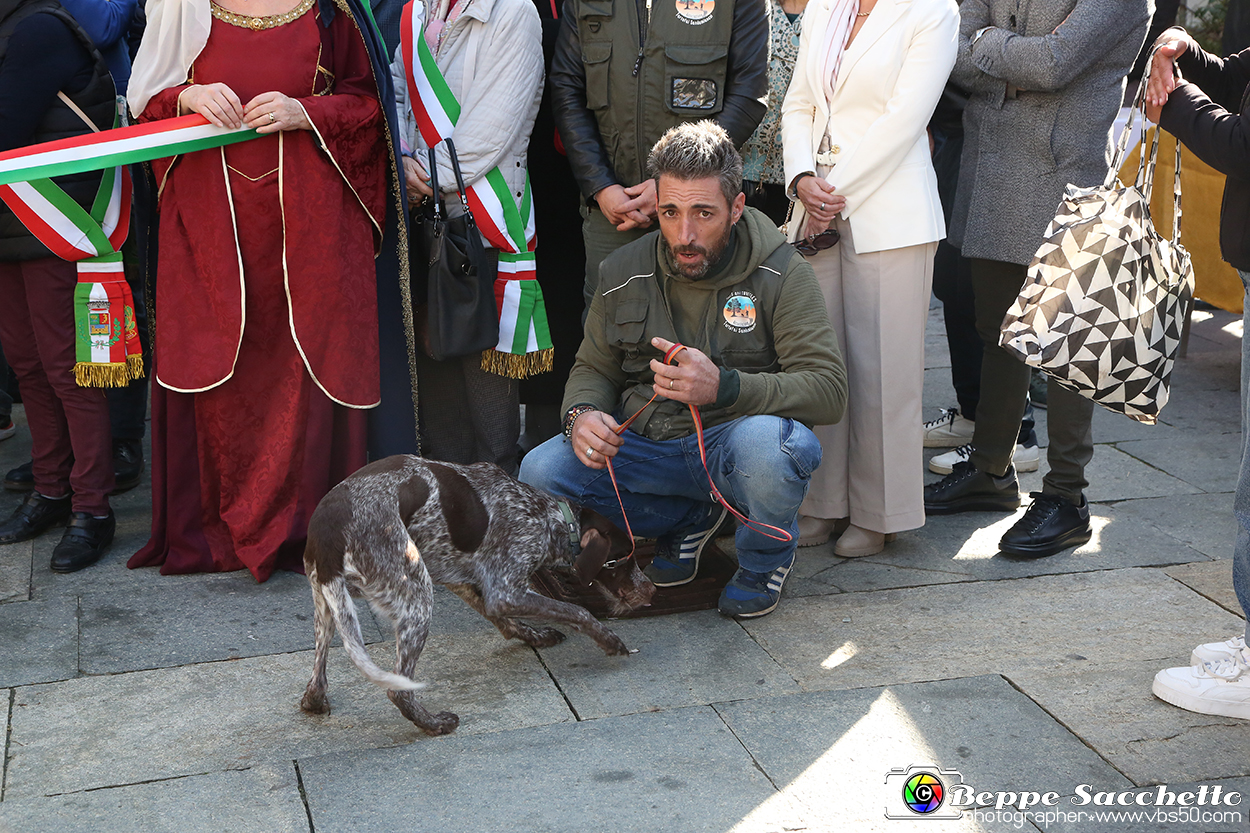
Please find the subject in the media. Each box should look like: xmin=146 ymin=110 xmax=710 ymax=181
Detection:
xmin=781 ymin=0 xmax=958 ymax=253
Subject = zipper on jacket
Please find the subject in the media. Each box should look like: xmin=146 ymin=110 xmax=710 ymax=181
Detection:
xmin=631 ymin=0 xmax=650 ymax=76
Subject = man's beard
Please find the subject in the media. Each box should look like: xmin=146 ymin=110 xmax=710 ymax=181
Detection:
xmin=663 ymin=222 xmax=733 ymax=280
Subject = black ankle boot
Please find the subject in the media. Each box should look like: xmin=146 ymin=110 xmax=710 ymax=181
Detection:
xmin=0 ymin=492 xmax=71 ymax=544
xmin=998 ymin=493 xmax=1091 ymax=558
xmin=4 ymin=459 xmax=33 ymax=492
xmin=50 ymin=511 xmax=115 ymax=573
xmin=112 ymin=439 xmax=144 ymax=494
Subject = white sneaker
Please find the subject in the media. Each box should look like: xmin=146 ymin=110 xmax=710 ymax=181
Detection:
xmin=928 ymin=442 xmax=1041 ymax=475
xmin=1191 ymin=635 xmax=1248 ymax=667
xmin=1152 ymin=657 xmax=1250 ymax=720
xmin=0 ymin=420 xmax=14 ymax=441
xmin=923 ymin=408 xmax=975 ymax=448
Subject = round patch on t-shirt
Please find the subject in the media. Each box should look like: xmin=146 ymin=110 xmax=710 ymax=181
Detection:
xmin=723 ymin=292 xmax=757 ymax=333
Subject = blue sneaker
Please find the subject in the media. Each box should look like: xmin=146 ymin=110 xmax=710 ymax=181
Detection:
xmin=644 ymin=505 xmax=729 ymax=587
xmin=717 ymin=552 xmax=795 ymax=618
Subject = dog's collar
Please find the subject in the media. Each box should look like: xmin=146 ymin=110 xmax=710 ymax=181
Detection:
xmin=557 ymin=500 xmax=581 ymax=555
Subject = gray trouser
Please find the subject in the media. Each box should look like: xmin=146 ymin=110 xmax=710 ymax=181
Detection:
xmin=967 ymin=258 xmax=1094 ymax=503
xmin=415 ymin=350 xmax=520 ymax=476
xmin=580 ymin=204 xmax=651 ymax=310
xmin=1233 ymin=271 xmax=1250 ymax=635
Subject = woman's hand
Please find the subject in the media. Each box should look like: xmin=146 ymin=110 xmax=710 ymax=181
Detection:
xmin=243 ymin=92 xmax=312 ymax=133
xmin=403 ymin=156 xmax=434 ymax=202
xmin=179 ymin=83 xmax=244 ymax=129
xmin=796 ymin=174 xmax=846 ymax=231
xmin=1145 ymin=31 xmax=1190 ymax=122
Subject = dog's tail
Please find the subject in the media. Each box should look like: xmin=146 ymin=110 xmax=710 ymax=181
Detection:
xmin=323 ymin=577 xmax=426 ymax=692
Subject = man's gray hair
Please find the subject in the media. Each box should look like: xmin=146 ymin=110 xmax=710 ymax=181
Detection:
xmin=647 ymin=121 xmax=743 ymax=205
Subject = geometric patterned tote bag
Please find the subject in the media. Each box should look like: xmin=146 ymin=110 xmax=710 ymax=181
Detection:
xmin=999 ymin=69 xmax=1195 ymax=425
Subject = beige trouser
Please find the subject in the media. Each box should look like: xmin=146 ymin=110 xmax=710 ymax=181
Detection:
xmin=800 ymin=216 xmax=935 ymax=533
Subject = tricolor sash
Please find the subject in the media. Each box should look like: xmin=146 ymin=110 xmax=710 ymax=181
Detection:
xmin=0 ymin=113 xmax=260 ymax=386
xmin=401 ymin=0 xmax=552 ymax=378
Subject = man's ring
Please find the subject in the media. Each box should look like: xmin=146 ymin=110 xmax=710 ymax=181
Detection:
xmin=669 ymin=379 xmax=674 ymax=390
xmin=820 ymin=201 xmax=825 ymax=210
xmin=269 ymin=112 xmax=276 ymax=124
xmin=586 ymin=446 xmax=594 ymax=457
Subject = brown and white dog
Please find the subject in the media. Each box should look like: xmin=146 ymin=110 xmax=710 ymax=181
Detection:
xmin=299 ymin=455 xmax=655 ymax=735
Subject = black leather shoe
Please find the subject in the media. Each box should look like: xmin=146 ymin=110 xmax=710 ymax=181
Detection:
xmin=4 ymin=460 xmax=33 ymax=492
xmin=924 ymin=460 xmax=1021 ymax=515
xmin=50 ymin=511 xmax=115 ymax=573
xmin=0 ymin=492 xmax=72 ymax=544
xmin=111 ymin=439 xmax=144 ymax=494
xmin=998 ymin=492 xmax=1091 ymax=558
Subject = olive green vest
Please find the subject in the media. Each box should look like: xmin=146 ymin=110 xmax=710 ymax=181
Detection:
xmin=576 ymin=0 xmax=737 ymax=187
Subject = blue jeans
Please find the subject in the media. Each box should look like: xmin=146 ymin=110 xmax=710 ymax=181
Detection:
xmin=519 ymin=415 xmax=822 ymax=574
xmin=1235 ymin=272 xmax=1250 ymax=640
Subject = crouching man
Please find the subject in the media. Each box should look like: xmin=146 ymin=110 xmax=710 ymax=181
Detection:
xmin=521 ymin=121 xmax=847 ymax=618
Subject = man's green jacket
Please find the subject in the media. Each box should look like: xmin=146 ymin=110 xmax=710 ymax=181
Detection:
xmin=564 ymin=206 xmax=848 ymax=441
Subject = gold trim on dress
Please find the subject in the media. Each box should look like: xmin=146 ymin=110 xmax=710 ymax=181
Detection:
xmin=210 ymin=0 xmax=316 ymax=30
xmin=227 ymin=164 xmax=279 ymax=181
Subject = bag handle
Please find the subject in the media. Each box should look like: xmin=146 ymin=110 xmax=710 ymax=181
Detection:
xmin=1109 ymin=44 xmax=1185 ymax=247
xmin=427 ymin=145 xmax=442 ymax=220
xmin=443 ymin=138 xmax=478 ymax=232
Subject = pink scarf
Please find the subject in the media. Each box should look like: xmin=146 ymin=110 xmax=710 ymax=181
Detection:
xmin=423 ymin=0 xmax=471 ymax=53
xmin=820 ymin=0 xmax=861 ymax=103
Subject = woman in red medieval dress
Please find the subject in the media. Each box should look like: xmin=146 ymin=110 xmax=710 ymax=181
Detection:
xmin=125 ymin=0 xmax=397 ymax=581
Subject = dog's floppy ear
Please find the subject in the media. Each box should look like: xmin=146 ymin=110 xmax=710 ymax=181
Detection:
xmin=574 ymin=528 xmax=610 ymax=586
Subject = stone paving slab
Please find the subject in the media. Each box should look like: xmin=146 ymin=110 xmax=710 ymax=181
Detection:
xmin=1158 ymin=389 xmax=1243 ymax=434
xmin=812 ymin=500 xmax=1210 ymax=594
xmin=740 ymin=569 xmax=1245 ymax=693
xmin=0 ymin=541 xmax=30 ymax=604
xmin=298 ymin=706 xmax=808 ymax=833
xmin=1163 ymin=559 xmax=1241 ymax=617
xmin=78 ymin=570 xmax=383 ymax=675
xmin=4 ymin=633 xmax=570 ymax=798
xmin=1115 ymin=434 xmax=1241 ymax=495
xmin=1010 ymin=658 xmax=1250 ymax=785
xmin=0 ymin=762 xmax=309 ymax=833
xmin=536 ymin=609 xmax=800 ymax=720
xmin=714 ymin=675 xmax=1129 ymax=832
xmin=1087 ymin=402 xmax=1184 ymax=444
xmin=1170 ymin=348 xmax=1240 ymax=392
xmin=0 ymin=597 xmax=78 ymax=688
xmin=1036 ymin=446 xmax=1203 ymax=503
xmin=1036 ymin=777 xmax=1250 ymax=833
xmin=1109 ymin=493 xmax=1237 ymax=561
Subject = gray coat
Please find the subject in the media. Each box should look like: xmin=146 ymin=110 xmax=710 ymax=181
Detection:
xmin=949 ymin=0 xmax=1152 ymax=265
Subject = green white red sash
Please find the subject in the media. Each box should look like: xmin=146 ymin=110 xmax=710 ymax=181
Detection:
xmin=0 ymin=114 xmax=260 ymax=386
xmin=401 ymin=0 xmax=553 ymax=378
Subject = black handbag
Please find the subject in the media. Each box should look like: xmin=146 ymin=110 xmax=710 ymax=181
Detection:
xmin=413 ymin=138 xmax=499 ymax=361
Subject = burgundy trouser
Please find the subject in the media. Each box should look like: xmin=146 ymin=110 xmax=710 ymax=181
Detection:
xmin=0 ymin=257 xmax=113 ymax=513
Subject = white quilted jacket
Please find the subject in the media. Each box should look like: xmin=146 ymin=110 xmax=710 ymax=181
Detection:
xmin=390 ymin=0 xmax=544 ymax=209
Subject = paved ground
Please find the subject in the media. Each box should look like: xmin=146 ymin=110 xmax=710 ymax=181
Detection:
xmin=0 ymin=305 xmax=1247 ymax=833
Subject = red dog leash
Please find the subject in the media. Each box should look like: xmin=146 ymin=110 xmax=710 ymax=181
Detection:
xmin=603 ymin=343 xmax=795 ymax=555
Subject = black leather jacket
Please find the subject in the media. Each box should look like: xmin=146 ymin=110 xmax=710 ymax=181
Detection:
xmin=550 ymin=0 xmax=768 ymax=203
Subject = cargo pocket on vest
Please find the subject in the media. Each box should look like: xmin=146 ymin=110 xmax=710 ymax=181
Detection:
xmin=581 ymin=41 xmax=613 ymax=111
xmin=664 ymin=45 xmax=728 ymax=116
xmin=608 ymin=298 xmax=652 ymax=373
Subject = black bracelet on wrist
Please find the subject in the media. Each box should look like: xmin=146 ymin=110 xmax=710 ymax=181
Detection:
xmin=562 ymin=405 xmax=597 ymax=440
